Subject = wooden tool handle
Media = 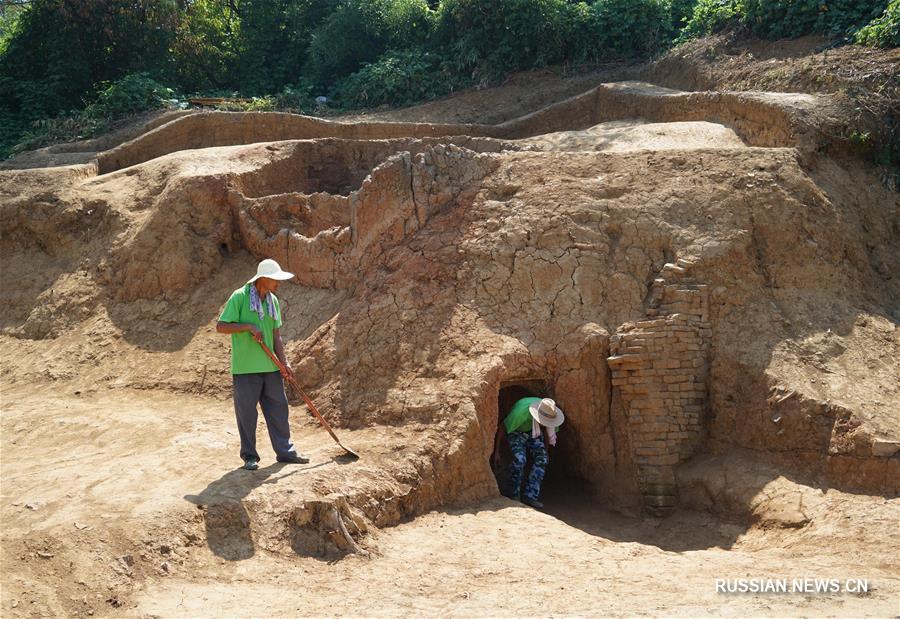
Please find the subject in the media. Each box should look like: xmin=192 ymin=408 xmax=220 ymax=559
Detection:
xmin=256 ymin=340 xmax=346 ymax=446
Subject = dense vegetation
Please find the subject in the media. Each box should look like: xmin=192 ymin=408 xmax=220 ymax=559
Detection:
xmin=0 ymin=0 xmax=895 ymax=158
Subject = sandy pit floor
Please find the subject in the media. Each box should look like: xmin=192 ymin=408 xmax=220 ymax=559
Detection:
xmin=2 ymin=384 xmax=897 ymax=618
xmin=133 ymin=503 xmax=899 ymax=618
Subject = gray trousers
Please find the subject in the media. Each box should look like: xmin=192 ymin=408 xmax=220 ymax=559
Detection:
xmin=232 ymin=371 xmax=297 ymax=461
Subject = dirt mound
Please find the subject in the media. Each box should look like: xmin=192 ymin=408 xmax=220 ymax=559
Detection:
xmin=642 ymin=35 xmax=900 ymax=180
xmin=1 ymin=77 xmax=898 ymax=615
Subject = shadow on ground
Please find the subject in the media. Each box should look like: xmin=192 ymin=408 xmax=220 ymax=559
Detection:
xmin=184 ymin=460 xmax=336 ymax=560
xmin=464 ymin=476 xmax=750 ymax=553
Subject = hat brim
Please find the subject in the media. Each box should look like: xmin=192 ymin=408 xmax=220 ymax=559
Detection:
xmin=528 ymin=401 xmax=565 ymax=428
xmin=248 ymin=270 xmax=295 ymax=283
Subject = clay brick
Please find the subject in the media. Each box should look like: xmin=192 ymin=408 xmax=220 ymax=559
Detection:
xmin=635 ymin=448 xmax=663 ymax=457
xmin=663 ymin=374 xmax=687 ymax=384
xmin=657 ymin=453 xmax=680 ymax=465
xmin=642 ymin=422 xmax=669 ymax=433
xmin=608 ymin=354 xmax=643 ymax=368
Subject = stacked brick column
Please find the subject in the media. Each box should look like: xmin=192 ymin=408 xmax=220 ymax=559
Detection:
xmin=608 ymin=260 xmax=711 ymax=515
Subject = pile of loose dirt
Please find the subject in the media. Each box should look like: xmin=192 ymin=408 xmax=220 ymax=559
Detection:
xmin=1 ymin=68 xmax=897 ymax=617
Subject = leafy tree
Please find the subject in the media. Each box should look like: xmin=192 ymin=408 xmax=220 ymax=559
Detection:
xmin=743 ymin=0 xmax=886 ymax=40
xmin=303 ymin=1 xmax=391 ymax=89
xmin=587 ymin=0 xmax=676 ymax=59
xmin=233 ymin=0 xmax=337 ymax=94
xmin=681 ymin=0 xmax=890 ymax=41
xmin=434 ymin=0 xmax=576 ymax=79
xmin=0 ymin=0 xmax=178 ymax=116
xmin=168 ymin=0 xmax=241 ymax=92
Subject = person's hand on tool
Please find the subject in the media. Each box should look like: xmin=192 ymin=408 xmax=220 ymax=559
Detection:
xmin=247 ymin=325 xmax=264 ymax=343
xmin=280 ymin=363 xmax=295 ymax=382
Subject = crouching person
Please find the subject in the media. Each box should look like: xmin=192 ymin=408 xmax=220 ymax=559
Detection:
xmin=493 ymin=397 xmax=565 ymax=508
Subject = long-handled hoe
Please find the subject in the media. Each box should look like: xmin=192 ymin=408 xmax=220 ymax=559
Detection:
xmin=257 ymin=340 xmax=360 ymax=460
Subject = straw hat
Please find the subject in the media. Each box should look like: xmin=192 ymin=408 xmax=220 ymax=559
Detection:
xmin=247 ymin=259 xmax=294 ymax=283
xmin=529 ymin=398 xmax=565 ymax=428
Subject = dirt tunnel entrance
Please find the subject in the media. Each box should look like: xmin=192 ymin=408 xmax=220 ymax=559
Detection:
xmin=492 ymin=378 xmax=629 ymax=511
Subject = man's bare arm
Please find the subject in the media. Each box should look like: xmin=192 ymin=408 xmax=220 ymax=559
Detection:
xmin=216 ymin=321 xmax=262 ymax=341
xmin=273 ymin=329 xmax=294 ymax=380
xmin=273 ymin=329 xmax=288 ymax=366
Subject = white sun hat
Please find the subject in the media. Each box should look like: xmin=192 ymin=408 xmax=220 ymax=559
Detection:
xmin=529 ymin=397 xmax=565 ymax=428
xmin=247 ymin=258 xmax=294 ymax=283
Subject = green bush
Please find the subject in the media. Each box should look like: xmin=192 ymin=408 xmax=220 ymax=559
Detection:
xmin=382 ymin=0 xmax=437 ymax=47
xmin=434 ymin=0 xmax=578 ymax=79
xmin=273 ymin=82 xmax=321 ymax=113
xmin=681 ymin=0 xmax=889 ymax=41
xmin=670 ymin=0 xmax=701 ymax=31
xmin=743 ymin=0 xmax=886 ymax=39
xmin=679 ymin=0 xmax=744 ymax=40
xmin=87 ymin=73 xmax=173 ymax=119
xmin=304 ymin=2 xmax=390 ymax=89
xmin=855 ymin=0 xmax=900 ymax=46
xmin=3 ymin=73 xmax=173 ymax=158
xmin=587 ymin=0 xmax=677 ymax=59
xmin=334 ymin=47 xmax=468 ymax=107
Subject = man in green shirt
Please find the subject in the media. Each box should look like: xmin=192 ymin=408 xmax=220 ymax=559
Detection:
xmin=493 ymin=397 xmax=565 ymax=508
xmin=216 ymin=259 xmax=308 ymax=470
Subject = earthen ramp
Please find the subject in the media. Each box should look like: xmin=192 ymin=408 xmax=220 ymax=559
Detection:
xmin=1 ymin=80 xmax=898 ymax=588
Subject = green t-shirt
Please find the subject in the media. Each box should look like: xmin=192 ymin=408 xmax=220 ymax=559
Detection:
xmin=218 ymin=284 xmax=283 ymax=375
xmin=503 ymin=397 xmax=542 ymax=434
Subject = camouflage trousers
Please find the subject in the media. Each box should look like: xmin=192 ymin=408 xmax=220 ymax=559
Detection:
xmin=507 ymin=431 xmax=548 ymax=502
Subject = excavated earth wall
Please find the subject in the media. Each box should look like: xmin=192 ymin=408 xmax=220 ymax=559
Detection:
xmin=1 ymin=82 xmax=897 ymax=558
xmin=93 ymin=81 xmax=834 ymax=174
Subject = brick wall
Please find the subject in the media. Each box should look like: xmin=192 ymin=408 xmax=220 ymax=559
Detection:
xmin=608 ymin=260 xmax=711 ymax=515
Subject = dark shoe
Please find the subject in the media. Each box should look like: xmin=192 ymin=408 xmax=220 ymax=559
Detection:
xmin=277 ymin=454 xmax=310 ymax=464
xmin=523 ymin=497 xmax=543 ymax=509
xmin=242 ymin=457 xmax=259 ymax=471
